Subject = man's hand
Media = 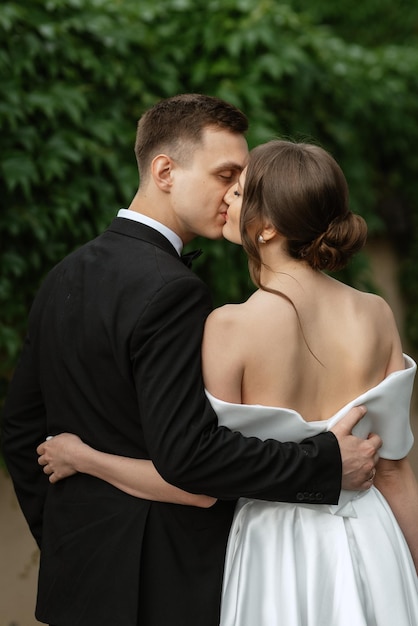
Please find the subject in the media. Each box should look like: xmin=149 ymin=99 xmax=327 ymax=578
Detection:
xmin=330 ymin=406 xmax=382 ymax=491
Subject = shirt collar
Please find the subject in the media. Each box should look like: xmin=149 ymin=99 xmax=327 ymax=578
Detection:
xmin=117 ymin=208 xmax=183 ymax=255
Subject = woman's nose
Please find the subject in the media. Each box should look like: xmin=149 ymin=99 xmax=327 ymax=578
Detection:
xmin=224 ymin=185 xmax=235 ymax=204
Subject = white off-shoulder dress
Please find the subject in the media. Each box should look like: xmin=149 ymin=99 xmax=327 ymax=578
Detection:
xmin=207 ymin=355 xmax=418 ymax=626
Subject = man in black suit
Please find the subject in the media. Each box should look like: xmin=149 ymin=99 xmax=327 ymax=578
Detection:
xmin=2 ymin=94 xmax=380 ymax=626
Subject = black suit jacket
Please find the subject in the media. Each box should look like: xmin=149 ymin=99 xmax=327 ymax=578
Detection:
xmin=2 ymin=217 xmax=341 ymax=626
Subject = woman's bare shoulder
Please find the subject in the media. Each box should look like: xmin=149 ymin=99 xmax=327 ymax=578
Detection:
xmin=203 ymin=302 xmax=248 ymax=350
xmin=354 ymin=289 xmax=397 ymax=320
xmin=205 ymin=301 xmax=248 ymax=328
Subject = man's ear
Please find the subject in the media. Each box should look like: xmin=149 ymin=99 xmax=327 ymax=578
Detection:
xmin=151 ymin=154 xmax=173 ymax=192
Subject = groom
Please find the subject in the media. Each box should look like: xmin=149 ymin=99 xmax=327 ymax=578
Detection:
xmin=2 ymin=94 xmax=381 ymax=626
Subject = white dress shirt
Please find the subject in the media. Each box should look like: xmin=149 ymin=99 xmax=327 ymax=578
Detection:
xmin=117 ymin=208 xmax=183 ymax=255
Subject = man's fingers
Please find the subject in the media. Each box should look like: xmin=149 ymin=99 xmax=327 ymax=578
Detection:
xmin=367 ymin=432 xmax=383 ymax=453
xmin=333 ymin=405 xmax=367 ymax=436
xmin=367 ymin=431 xmax=383 ymax=446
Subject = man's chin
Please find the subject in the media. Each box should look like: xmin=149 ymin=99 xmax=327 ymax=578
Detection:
xmin=204 ymin=227 xmax=224 ymax=241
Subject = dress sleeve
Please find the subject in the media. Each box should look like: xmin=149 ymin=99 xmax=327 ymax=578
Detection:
xmin=328 ymin=354 xmax=416 ymax=460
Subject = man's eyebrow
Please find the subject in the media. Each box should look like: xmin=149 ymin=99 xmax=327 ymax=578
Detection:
xmin=213 ymin=161 xmax=245 ymax=172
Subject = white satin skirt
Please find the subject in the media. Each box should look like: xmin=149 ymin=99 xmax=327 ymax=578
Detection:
xmin=220 ymin=488 xmax=418 ymax=626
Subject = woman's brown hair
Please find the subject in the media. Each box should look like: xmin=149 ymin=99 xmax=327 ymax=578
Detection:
xmin=241 ymin=140 xmax=367 ymax=289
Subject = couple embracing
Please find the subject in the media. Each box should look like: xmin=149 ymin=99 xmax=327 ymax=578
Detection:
xmin=3 ymin=94 xmax=418 ymax=626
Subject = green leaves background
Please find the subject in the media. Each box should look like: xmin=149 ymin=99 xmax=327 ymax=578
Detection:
xmin=1 ymin=0 xmax=418 ymax=404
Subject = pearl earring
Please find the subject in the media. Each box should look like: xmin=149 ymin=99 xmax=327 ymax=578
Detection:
xmin=258 ymin=235 xmax=266 ymax=243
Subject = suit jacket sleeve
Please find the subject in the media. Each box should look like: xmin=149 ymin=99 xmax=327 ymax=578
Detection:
xmin=1 ymin=329 xmax=48 ymax=547
xmin=132 ymin=273 xmax=342 ymax=504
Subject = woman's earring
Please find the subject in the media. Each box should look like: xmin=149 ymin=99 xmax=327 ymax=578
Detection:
xmin=258 ymin=235 xmax=266 ymax=243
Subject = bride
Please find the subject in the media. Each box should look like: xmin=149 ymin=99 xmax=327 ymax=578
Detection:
xmin=38 ymin=140 xmax=418 ymax=624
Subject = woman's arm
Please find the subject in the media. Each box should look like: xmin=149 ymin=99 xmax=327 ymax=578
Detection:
xmin=374 ymin=457 xmax=418 ymax=572
xmin=37 ymin=434 xmax=216 ymax=508
xmin=374 ymin=304 xmax=418 ymax=570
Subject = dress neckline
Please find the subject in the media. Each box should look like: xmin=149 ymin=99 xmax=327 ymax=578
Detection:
xmin=205 ymin=354 xmax=416 ymax=425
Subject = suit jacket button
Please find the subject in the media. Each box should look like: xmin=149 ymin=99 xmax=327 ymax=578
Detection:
xmin=296 ymin=492 xmax=304 ymax=501
xmin=315 ymin=492 xmax=323 ymax=502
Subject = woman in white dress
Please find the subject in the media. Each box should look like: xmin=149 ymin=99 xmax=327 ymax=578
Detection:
xmin=38 ymin=140 xmax=418 ymax=624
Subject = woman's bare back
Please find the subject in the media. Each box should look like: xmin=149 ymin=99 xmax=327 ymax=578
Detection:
xmin=202 ymin=270 xmax=404 ymax=421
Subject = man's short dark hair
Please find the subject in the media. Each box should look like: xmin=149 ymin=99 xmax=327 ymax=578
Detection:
xmin=134 ymin=93 xmax=248 ymax=179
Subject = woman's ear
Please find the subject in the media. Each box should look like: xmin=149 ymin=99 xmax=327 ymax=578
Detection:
xmin=260 ymin=223 xmax=279 ymax=243
xmin=151 ymin=154 xmax=173 ymax=192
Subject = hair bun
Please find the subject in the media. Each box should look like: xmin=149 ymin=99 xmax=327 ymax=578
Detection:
xmin=300 ymin=213 xmax=367 ymax=271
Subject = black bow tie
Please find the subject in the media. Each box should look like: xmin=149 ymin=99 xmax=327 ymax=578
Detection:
xmin=180 ymin=249 xmax=203 ymax=268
